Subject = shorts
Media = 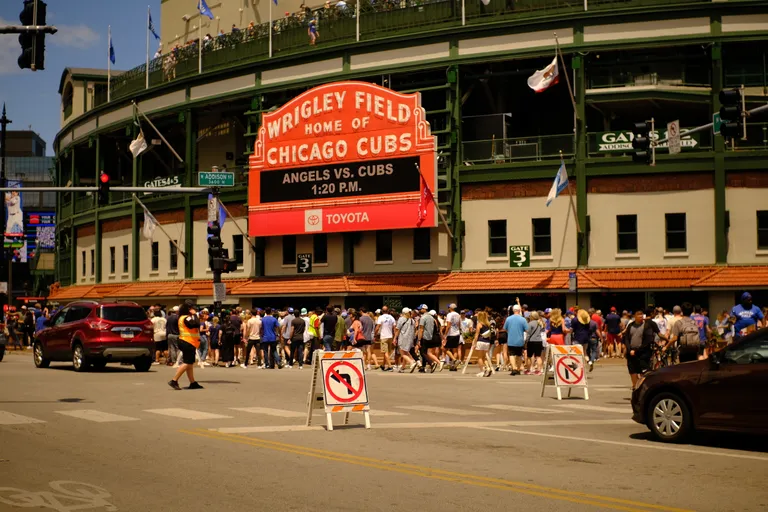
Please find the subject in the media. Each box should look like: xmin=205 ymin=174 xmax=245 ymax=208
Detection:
xmin=380 ymin=338 xmax=393 ymax=353
xmin=445 ymin=335 xmax=460 ymax=349
xmin=606 ymin=333 xmax=620 ymax=344
xmin=356 ymin=338 xmax=371 ymax=347
xmin=507 ymin=345 xmax=524 ymax=357
xmin=549 ymin=334 xmax=565 ymax=346
xmin=155 ymin=339 xmax=168 ymax=351
xmin=475 ymin=341 xmax=491 ymax=352
xmin=527 ymin=342 xmax=543 ymax=358
xmin=178 ymin=340 xmax=197 ymax=365
xmin=626 ymin=355 xmax=651 ymax=375
xmin=422 ymin=338 xmax=440 ymax=349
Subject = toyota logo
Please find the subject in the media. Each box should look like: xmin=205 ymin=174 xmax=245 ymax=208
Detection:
xmin=307 ymin=215 xmax=320 ymax=225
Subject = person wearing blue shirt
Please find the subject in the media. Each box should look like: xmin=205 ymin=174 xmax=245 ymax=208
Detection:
xmin=503 ymin=304 xmax=528 ymax=376
xmin=260 ymin=308 xmax=280 ymax=369
xmin=732 ymin=292 xmax=764 ymax=335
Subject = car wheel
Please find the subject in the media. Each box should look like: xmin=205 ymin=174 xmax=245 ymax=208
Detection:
xmin=91 ymin=360 xmax=107 ymax=371
xmin=134 ymin=357 xmax=152 ymax=372
xmin=648 ymin=392 xmax=691 ymax=443
xmin=33 ymin=342 xmax=50 ymax=368
xmin=72 ymin=344 xmax=90 ymax=372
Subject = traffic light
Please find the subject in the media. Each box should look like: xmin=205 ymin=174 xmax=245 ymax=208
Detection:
xmin=631 ymin=122 xmax=652 ymax=164
xmin=207 ymin=222 xmax=237 ymax=274
xmin=719 ymin=88 xmax=744 ymax=139
xmin=18 ymin=0 xmax=47 ymax=71
xmin=97 ymin=172 xmax=110 ymax=205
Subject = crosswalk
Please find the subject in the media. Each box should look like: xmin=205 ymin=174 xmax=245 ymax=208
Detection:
xmin=0 ymin=401 xmax=631 ymax=427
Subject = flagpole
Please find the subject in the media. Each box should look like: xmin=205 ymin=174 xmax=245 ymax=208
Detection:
xmin=560 ymin=151 xmax=581 ymax=234
xmin=145 ymin=6 xmax=150 ymax=89
xmin=461 ymin=0 xmax=465 ymax=26
xmin=554 ymin=32 xmax=579 ymax=120
xmin=198 ymin=14 xmax=202 ymax=74
xmin=269 ymin=0 xmax=273 ymax=58
xmin=132 ymin=101 xmax=184 ymax=163
xmin=107 ymin=25 xmax=111 ymax=102
xmin=356 ymin=0 xmax=360 ymax=42
xmin=414 ymin=163 xmax=454 ymax=239
xmin=133 ymin=194 xmax=187 ymax=258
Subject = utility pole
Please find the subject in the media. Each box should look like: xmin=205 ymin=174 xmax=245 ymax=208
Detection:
xmin=1 ymin=104 xmax=12 ymax=311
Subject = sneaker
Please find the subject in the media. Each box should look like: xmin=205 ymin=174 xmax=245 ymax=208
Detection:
xmin=366 ymin=365 xmax=372 ymax=371
xmin=187 ymin=382 xmax=204 ymax=390
xmin=409 ymin=361 xmax=418 ymax=373
xmin=438 ymin=361 xmax=445 ymax=372
xmin=589 ymin=361 xmax=594 ymax=372
xmin=153 ymin=361 xmax=160 ymax=365
xmin=484 ymin=369 xmax=492 ymax=377
xmin=418 ymin=368 xmax=426 ymax=373
xmin=509 ymin=370 xmax=520 ymax=376
xmin=198 ymin=361 xmax=204 ymax=369
xmin=259 ymin=364 xmax=266 ymax=369
xmin=384 ymin=367 xmax=394 ymax=372
xmin=240 ymin=363 xmax=248 ymax=368
xmin=476 ymin=371 xmax=485 ymax=377
xmin=168 ymin=380 xmax=181 ymax=390
xmin=298 ymin=366 xmax=303 ymax=370
xmin=430 ymin=362 xmax=438 ymax=373
xmin=172 ymin=363 xmax=180 ymax=369
xmin=203 ymin=362 xmax=211 ymax=367
xmin=285 ymin=364 xmax=292 ymax=369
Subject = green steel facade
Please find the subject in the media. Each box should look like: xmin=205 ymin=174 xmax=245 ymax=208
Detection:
xmin=54 ymin=0 xmax=768 ymax=289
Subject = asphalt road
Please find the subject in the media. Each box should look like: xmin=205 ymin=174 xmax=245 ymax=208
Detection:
xmin=0 ymin=350 xmax=766 ymax=512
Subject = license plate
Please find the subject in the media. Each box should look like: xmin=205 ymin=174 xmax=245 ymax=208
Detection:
xmin=121 ymin=332 xmax=134 ymax=339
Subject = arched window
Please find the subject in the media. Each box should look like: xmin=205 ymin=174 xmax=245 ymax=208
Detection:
xmin=62 ymin=82 xmax=74 ymax=120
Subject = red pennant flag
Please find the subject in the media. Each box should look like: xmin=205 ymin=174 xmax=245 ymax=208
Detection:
xmin=417 ymin=175 xmax=433 ymax=227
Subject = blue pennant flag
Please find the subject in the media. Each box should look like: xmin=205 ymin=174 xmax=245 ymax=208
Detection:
xmin=149 ymin=11 xmax=160 ymax=40
xmin=545 ymin=161 xmax=569 ymax=207
xmin=109 ymin=35 xmax=115 ymax=64
xmin=273 ymin=0 xmax=278 ymax=5
xmin=198 ymin=0 xmax=214 ymax=19
xmin=206 ymin=194 xmax=226 ymax=237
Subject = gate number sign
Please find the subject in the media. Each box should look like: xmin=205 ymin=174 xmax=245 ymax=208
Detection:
xmin=509 ymin=245 xmax=530 ymax=268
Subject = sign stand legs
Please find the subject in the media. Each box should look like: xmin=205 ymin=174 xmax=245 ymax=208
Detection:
xmin=461 ymin=343 xmax=476 ymax=375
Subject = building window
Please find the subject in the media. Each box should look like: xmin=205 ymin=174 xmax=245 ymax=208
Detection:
xmin=617 ymin=215 xmax=638 ymax=253
xmin=81 ymin=250 xmax=86 ymax=277
xmin=313 ymin=234 xmax=327 ymax=264
xmin=122 ymin=245 xmax=129 ymax=274
xmin=90 ymin=249 xmax=95 ymax=275
xmin=233 ymin=235 xmax=244 ymax=266
xmin=282 ymin=235 xmax=296 ymax=265
xmin=488 ymin=220 xmax=507 ymax=257
xmin=151 ymin=242 xmax=159 ymax=271
xmin=758 ymin=211 xmax=768 ymax=250
xmin=169 ymin=241 xmax=178 ymax=270
xmin=532 ymin=218 xmax=552 ymax=255
xmin=376 ymin=230 xmax=393 ymax=262
xmin=109 ymin=247 xmax=115 ymax=274
xmin=665 ymin=213 xmax=687 ymax=252
xmin=413 ymin=228 xmax=431 ymax=261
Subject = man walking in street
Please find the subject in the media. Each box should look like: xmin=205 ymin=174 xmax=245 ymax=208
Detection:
xmin=503 ymin=304 xmax=527 ymax=375
xmin=281 ymin=307 xmax=295 ymax=365
xmin=321 ymin=305 xmax=337 ymax=352
xmin=623 ymin=307 xmax=666 ymax=390
xmin=169 ymin=301 xmax=203 ymax=390
xmin=166 ymin=306 xmax=180 ymax=367
xmin=668 ymin=302 xmax=706 ymax=364
xmin=261 ymin=307 xmax=280 ymax=369
xmin=375 ymin=305 xmax=395 ymax=371
xmin=442 ymin=303 xmax=461 ymax=370
xmin=417 ymin=304 xmax=441 ymax=372
xmin=242 ymin=309 xmax=261 ymax=368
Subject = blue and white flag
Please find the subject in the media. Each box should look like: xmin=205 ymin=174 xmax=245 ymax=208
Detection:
xmin=109 ymin=34 xmax=115 ymax=64
xmin=545 ymin=161 xmax=569 ymax=207
xmin=198 ymin=0 xmax=214 ymax=19
xmin=148 ymin=10 xmax=160 ymax=40
xmin=272 ymin=0 xmax=278 ymax=5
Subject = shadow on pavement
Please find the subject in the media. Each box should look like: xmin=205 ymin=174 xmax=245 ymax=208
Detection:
xmin=46 ymin=365 xmax=147 ymax=373
xmin=0 ymin=398 xmax=91 ymax=404
xmin=197 ymin=380 xmax=241 ymax=384
xmin=629 ymin=431 xmax=768 ymax=453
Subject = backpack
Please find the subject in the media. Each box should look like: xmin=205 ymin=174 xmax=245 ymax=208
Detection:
xmin=677 ymin=317 xmax=701 ymax=351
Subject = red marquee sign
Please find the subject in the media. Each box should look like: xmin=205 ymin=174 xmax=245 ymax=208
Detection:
xmin=248 ymin=81 xmax=437 ymax=236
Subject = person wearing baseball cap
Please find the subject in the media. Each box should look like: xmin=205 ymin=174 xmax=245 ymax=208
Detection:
xmin=442 ymin=303 xmax=461 ymax=371
xmin=417 ymin=305 xmax=441 ymax=372
xmin=732 ymin=292 xmax=764 ymax=336
xmin=604 ymin=306 xmax=622 ymax=358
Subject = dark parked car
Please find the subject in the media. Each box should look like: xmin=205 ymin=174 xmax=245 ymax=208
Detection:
xmin=632 ymin=327 xmax=768 ymax=442
xmin=34 ymin=301 xmax=154 ymax=372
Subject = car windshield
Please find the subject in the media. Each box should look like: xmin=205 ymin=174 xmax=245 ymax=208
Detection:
xmin=99 ymin=306 xmax=147 ymax=322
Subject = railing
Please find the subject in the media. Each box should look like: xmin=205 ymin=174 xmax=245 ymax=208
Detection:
xmin=731 ymin=122 xmax=768 ymax=150
xmin=588 ymin=71 xmax=711 ymax=90
xmin=462 ymin=134 xmax=574 ymax=164
xmin=99 ymin=0 xmax=712 ymax=108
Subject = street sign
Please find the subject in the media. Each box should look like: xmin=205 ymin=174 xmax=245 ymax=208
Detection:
xmin=212 ymin=282 xmax=226 ymax=303
xmin=541 ymin=345 xmax=589 ymax=400
xmin=594 ymin=130 xmax=699 ymax=152
xmin=297 ymin=253 xmax=312 ymax=273
xmin=713 ymin=112 xmax=722 ymax=135
xmin=568 ymin=271 xmax=577 ymax=292
xmin=667 ymin=120 xmax=681 ymax=155
xmin=199 ymin=172 xmax=235 ymax=187
xmin=509 ymin=245 xmax=530 ymax=268
xmin=306 ymin=351 xmax=372 ymax=431
xmin=554 ymin=354 xmax=585 ymax=386
xmin=207 ymin=195 xmax=219 ymax=223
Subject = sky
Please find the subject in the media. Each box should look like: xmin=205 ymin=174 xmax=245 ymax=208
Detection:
xmin=0 ymin=0 xmax=161 ymax=155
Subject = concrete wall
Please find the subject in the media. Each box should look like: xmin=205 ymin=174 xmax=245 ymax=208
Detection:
xmin=462 ymin=197 xmax=577 ymax=270
xmin=75 ymin=235 xmax=95 ymax=284
xmin=102 ymin=229 xmax=133 ymax=283
xmin=139 ymin=221 xmax=186 ymax=281
xmin=265 ymin=234 xmax=344 ymax=276
xmin=726 ymin=188 xmax=768 ymax=265
xmin=588 ymin=189 xmax=716 ymax=267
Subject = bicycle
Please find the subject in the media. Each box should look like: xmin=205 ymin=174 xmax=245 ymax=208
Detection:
xmin=651 ymin=341 xmax=678 ymax=370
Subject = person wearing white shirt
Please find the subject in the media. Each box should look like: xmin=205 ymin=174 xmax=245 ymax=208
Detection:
xmin=442 ymin=303 xmax=462 ymax=370
xmin=375 ymin=306 xmax=396 ymax=371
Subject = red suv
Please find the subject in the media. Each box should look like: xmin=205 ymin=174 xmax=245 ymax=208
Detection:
xmin=34 ymin=301 xmax=155 ymax=372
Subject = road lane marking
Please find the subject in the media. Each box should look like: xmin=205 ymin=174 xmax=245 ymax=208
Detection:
xmin=0 ymin=411 xmax=45 ymax=425
xmin=181 ymin=428 xmax=693 ymax=512
xmin=395 ymin=405 xmax=491 ymax=416
xmin=232 ymin=407 xmax=306 ymax=418
xmin=368 ymin=410 xmax=408 ymax=416
xmin=474 ymin=404 xmax=569 ymax=414
xmin=55 ymin=410 xmax=140 ymax=423
xmin=557 ymin=404 xmax=632 ymax=414
xmin=476 ymin=426 xmax=768 ymax=462
xmin=144 ymin=408 xmax=232 ymax=420
xmin=211 ymin=419 xmax=632 ymax=434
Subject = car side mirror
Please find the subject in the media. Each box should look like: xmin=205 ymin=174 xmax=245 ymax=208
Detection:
xmin=749 ymin=352 xmax=766 ymax=364
xmin=709 ymin=352 xmax=721 ymax=368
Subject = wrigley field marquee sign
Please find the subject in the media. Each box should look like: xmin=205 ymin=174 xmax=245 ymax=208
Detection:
xmin=594 ymin=129 xmax=700 ymax=153
xmin=248 ymin=81 xmax=438 ymax=236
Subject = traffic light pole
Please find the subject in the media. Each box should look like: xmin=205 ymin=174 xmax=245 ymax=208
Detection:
xmin=655 ymin=102 xmax=768 ymax=145
xmin=1 ymin=105 xmax=11 ymax=313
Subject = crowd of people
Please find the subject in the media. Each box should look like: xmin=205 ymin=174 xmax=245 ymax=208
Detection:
xmin=143 ymin=292 xmax=766 ymax=390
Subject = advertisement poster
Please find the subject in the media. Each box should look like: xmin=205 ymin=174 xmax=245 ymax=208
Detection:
xmin=4 ymin=180 xmax=26 ymax=263
xmin=248 ymin=81 xmax=438 ymax=237
xmin=25 ymin=212 xmax=56 ymax=261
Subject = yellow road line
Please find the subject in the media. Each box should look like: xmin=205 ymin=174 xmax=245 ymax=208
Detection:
xmin=180 ymin=428 xmax=694 ymax=512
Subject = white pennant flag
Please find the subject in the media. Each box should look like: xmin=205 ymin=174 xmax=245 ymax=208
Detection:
xmin=527 ymin=56 xmax=560 ymax=93
xmin=142 ymin=207 xmax=158 ymax=241
xmin=129 ymin=130 xmax=148 ymax=158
